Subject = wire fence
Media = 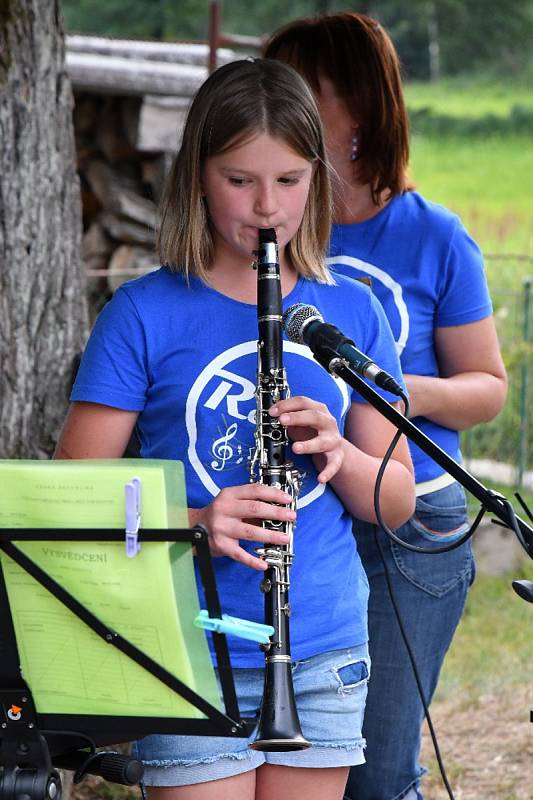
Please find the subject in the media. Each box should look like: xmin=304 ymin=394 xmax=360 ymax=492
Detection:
xmin=462 ymin=258 xmax=533 ymax=489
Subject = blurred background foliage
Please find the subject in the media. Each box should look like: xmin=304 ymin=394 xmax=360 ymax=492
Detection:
xmin=62 ymin=0 xmax=533 ymax=81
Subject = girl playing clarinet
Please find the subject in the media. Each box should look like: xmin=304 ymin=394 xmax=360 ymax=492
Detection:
xmin=55 ymin=58 xmax=415 ymax=800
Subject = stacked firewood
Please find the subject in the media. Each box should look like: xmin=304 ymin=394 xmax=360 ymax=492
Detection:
xmin=66 ymin=35 xmax=237 ymax=318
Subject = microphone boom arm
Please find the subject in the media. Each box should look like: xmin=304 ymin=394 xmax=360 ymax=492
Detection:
xmin=315 ymin=350 xmax=533 ymax=560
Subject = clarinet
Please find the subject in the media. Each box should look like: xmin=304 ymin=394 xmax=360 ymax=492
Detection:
xmin=248 ymin=228 xmax=310 ymax=752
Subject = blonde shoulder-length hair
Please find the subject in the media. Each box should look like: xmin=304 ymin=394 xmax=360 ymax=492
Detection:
xmin=157 ymin=58 xmax=333 ymax=284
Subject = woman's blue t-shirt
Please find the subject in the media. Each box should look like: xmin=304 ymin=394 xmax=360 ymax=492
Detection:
xmin=328 ymin=191 xmax=492 ymax=483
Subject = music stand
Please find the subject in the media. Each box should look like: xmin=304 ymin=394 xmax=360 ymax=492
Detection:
xmin=0 ymin=461 xmax=255 ymax=800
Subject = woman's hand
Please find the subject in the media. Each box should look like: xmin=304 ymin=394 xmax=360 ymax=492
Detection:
xmin=269 ymin=396 xmax=345 ymax=483
xmin=190 ymin=484 xmax=296 ymax=571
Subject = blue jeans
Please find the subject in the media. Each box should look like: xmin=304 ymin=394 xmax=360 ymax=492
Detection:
xmin=345 ymin=481 xmax=474 ymax=800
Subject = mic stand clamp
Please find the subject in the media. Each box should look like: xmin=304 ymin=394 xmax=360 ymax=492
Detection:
xmin=0 ymin=690 xmax=61 ymax=800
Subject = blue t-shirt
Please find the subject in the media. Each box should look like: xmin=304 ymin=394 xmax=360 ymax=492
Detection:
xmin=72 ymin=267 xmax=404 ymax=666
xmin=328 ymin=191 xmax=492 ymax=483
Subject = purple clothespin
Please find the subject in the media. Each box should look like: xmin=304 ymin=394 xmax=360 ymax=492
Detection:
xmin=125 ymin=477 xmax=141 ymax=558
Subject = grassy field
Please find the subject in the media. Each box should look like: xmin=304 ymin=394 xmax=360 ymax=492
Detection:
xmin=405 ymin=76 xmax=533 ymax=259
xmin=403 ymin=83 xmax=533 ymax=794
xmin=409 ymin=135 xmax=533 ymax=257
xmin=404 ymin=75 xmax=533 ymax=119
xmin=435 ymin=569 xmax=533 ymax=701
xmin=443 ymin=484 xmax=533 ymax=704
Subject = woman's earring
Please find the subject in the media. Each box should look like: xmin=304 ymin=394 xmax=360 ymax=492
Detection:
xmin=350 ymin=132 xmax=359 ymax=161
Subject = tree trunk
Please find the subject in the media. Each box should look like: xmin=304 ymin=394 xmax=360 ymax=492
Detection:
xmin=0 ymin=0 xmax=87 ymax=458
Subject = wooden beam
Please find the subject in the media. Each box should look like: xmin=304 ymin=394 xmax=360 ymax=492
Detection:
xmin=66 ymin=52 xmax=207 ymax=97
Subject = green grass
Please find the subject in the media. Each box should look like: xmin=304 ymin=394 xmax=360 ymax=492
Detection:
xmin=436 ymin=481 xmax=533 ymax=703
xmin=404 ymin=74 xmax=533 ymax=258
xmin=406 ymin=77 xmax=533 ymax=469
xmin=404 ymin=76 xmax=533 ymax=119
xmin=409 ymin=134 xmax=533 ymax=257
xmin=435 ymin=568 xmax=533 ymax=701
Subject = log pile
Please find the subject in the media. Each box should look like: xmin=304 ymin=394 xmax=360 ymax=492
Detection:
xmin=66 ymin=35 xmax=237 ymax=318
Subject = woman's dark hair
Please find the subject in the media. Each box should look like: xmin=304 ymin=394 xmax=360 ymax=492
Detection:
xmin=264 ymin=13 xmax=412 ymax=203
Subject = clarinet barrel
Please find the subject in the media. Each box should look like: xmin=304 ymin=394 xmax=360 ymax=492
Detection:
xmin=248 ymin=227 xmax=310 ymax=752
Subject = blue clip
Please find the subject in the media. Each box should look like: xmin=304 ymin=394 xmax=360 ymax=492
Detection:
xmin=194 ymin=610 xmax=274 ymax=644
xmin=124 ymin=477 xmax=141 ymax=558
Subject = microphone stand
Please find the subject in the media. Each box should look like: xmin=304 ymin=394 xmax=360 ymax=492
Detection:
xmin=314 ymin=352 xmax=533 ymax=596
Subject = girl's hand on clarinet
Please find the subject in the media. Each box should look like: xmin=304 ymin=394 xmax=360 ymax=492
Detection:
xmin=195 ymin=484 xmax=296 ymax=571
xmin=269 ymin=396 xmax=344 ymax=483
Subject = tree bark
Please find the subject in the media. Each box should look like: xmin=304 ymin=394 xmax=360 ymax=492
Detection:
xmin=0 ymin=0 xmax=87 ymax=458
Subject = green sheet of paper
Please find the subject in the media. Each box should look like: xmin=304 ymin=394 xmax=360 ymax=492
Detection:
xmin=0 ymin=459 xmax=222 ymax=718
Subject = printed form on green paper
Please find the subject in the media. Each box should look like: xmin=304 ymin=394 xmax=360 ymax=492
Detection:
xmin=0 ymin=459 xmax=222 ymax=718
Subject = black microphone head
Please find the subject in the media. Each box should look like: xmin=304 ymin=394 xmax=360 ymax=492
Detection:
xmin=282 ymin=303 xmax=323 ymax=345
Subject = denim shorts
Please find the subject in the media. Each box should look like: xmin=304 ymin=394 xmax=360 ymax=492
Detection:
xmin=134 ymin=644 xmax=370 ymax=786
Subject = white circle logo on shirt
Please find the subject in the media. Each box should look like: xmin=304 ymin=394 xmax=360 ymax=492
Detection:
xmin=185 ymin=340 xmax=349 ymax=508
xmin=327 ymin=255 xmax=409 ymax=356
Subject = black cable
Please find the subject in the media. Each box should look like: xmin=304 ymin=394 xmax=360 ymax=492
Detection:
xmin=374 ymin=391 xmax=485 ymax=555
xmin=515 ymin=493 xmax=533 ymax=524
xmin=72 ymin=751 xmax=112 ymax=785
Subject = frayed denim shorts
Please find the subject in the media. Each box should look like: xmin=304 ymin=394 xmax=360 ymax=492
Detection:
xmin=134 ymin=643 xmax=370 ymax=786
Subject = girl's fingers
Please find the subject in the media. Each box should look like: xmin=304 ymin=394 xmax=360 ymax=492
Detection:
xmin=205 ymin=482 xmax=296 ymax=570
xmin=230 ymin=545 xmax=268 ymax=572
xmin=270 ymin=401 xmax=344 ymax=475
xmin=292 ymin=433 xmax=339 ymax=455
xmin=277 ymin=409 xmax=331 ymax=430
xmin=243 ymin=499 xmax=296 ymax=522
xmin=241 ymin=523 xmax=291 ymax=544
xmin=210 ymin=538 xmax=268 ymax=571
xmin=316 ymin=452 xmax=344 ymax=483
xmin=230 ymin=484 xmax=293 ymax=505
xmin=209 ymin=525 xmax=289 ymax=569
xmin=270 ymin=396 xmax=324 ymax=414
xmin=273 ymin=408 xmax=339 ymax=446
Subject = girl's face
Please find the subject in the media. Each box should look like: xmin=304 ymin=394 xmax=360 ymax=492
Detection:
xmin=202 ymin=132 xmax=314 ymax=268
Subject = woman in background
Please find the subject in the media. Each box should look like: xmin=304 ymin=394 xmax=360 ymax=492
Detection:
xmin=265 ymin=13 xmax=507 ymax=800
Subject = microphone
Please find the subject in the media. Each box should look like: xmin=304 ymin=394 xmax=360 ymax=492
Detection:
xmin=282 ymin=303 xmax=403 ymax=396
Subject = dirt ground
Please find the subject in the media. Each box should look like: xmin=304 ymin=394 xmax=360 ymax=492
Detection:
xmin=418 ymin=525 xmax=533 ymax=799
xmin=419 ymin=684 xmax=533 ymax=799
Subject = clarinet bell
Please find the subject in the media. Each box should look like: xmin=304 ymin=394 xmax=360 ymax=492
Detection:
xmin=249 ymin=659 xmax=311 ymax=751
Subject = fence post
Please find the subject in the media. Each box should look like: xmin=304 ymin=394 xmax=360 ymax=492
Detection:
xmin=517 ymin=276 xmax=532 ymax=487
